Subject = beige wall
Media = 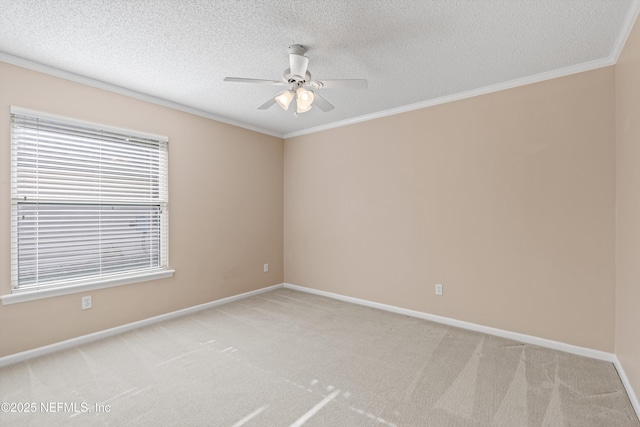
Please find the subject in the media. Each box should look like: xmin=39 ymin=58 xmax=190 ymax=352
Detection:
xmin=285 ymin=67 xmax=617 ymax=352
xmin=0 ymin=23 xmax=633 ymax=383
xmin=0 ymin=62 xmax=284 ymax=356
xmin=615 ymin=15 xmax=640 ymax=398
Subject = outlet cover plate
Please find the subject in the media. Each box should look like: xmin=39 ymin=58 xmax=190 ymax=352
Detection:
xmin=82 ymin=296 xmax=92 ymax=310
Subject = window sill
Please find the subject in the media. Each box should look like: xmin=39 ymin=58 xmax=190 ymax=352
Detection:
xmin=0 ymin=269 xmax=175 ymax=305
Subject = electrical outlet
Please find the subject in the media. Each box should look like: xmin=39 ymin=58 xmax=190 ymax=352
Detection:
xmin=82 ymin=295 xmax=92 ymax=310
xmin=435 ymin=284 xmax=443 ymax=296
xmin=263 ymin=263 xmax=269 ymax=273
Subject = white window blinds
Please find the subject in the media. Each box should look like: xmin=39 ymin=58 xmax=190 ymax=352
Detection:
xmin=10 ymin=108 xmax=169 ymax=292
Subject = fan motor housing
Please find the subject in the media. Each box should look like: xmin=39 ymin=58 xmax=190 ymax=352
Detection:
xmin=284 ymin=69 xmax=311 ymax=84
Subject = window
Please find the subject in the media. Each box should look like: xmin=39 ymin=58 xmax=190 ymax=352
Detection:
xmin=7 ymin=107 xmax=172 ymax=302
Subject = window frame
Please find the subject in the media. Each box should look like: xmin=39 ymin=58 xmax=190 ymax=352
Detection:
xmin=2 ymin=107 xmax=174 ymax=305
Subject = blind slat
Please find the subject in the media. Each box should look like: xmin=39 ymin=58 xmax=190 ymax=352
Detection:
xmin=11 ymin=110 xmax=169 ymax=291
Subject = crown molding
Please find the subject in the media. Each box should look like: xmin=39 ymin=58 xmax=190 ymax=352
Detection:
xmin=0 ymin=52 xmax=283 ymax=139
xmin=283 ymin=57 xmax=613 ymax=139
xmin=611 ymin=0 xmax=640 ymax=64
xmin=4 ymin=0 xmax=639 ymax=142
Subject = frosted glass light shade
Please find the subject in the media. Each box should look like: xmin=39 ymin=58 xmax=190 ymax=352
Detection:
xmin=296 ymin=87 xmax=314 ymax=113
xmin=275 ymin=90 xmax=294 ymax=110
xmin=296 ymin=102 xmax=312 ymax=113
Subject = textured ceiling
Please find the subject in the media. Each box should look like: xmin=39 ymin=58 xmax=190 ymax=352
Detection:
xmin=0 ymin=1 xmax=638 ymax=137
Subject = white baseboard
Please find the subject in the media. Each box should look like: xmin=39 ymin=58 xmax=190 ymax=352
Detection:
xmin=283 ymin=283 xmax=615 ymax=362
xmin=0 ymin=283 xmax=285 ymax=368
xmin=283 ymin=283 xmax=640 ymax=420
xmin=614 ymin=355 xmax=640 ymax=420
xmin=2 ymin=280 xmax=637 ymax=421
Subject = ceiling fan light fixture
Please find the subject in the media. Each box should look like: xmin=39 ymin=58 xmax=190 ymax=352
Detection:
xmin=296 ymin=87 xmax=314 ymax=113
xmin=224 ymin=44 xmax=366 ymax=116
xmin=275 ymin=90 xmax=295 ymax=110
xmin=296 ymin=102 xmax=312 ymax=114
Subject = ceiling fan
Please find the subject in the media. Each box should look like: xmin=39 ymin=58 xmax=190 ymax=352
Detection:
xmin=224 ymin=44 xmax=367 ymax=115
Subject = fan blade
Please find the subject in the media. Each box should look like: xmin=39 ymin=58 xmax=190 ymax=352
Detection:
xmin=258 ymin=97 xmax=277 ymax=110
xmin=312 ymin=93 xmax=335 ymax=112
xmin=224 ymin=77 xmax=286 ymax=85
xmin=289 ymin=54 xmax=309 ymax=79
xmin=312 ymin=79 xmax=368 ymax=89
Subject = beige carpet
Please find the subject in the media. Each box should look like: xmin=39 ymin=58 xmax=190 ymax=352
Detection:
xmin=0 ymin=288 xmax=638 ymax=426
